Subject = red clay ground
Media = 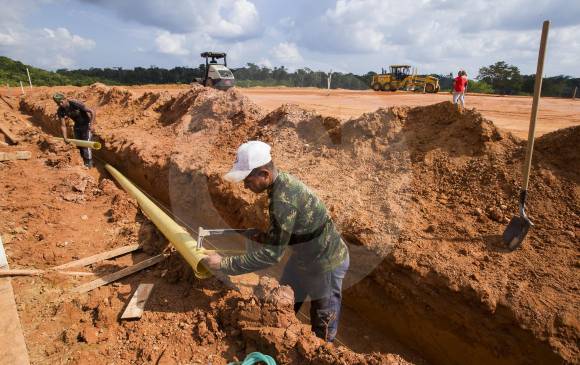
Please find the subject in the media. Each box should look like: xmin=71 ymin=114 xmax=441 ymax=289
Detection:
xmin=1 ymin=84 xmax=578 ymax=365
xmin=0 ymin=95 xmax=412 ymax=364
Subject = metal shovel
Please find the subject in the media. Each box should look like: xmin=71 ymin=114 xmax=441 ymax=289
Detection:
xmin=503 ymin=20 xmax=550 ymax=250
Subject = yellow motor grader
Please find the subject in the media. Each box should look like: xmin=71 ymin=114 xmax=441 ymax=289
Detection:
xmin=371 ymin=65 xmax=440 ymax=93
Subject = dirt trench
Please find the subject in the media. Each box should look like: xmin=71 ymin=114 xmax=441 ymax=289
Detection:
xmin=17 ymin=84 xmax=579 ymax=364
xmin=2 ymin=96 xmax=411 ymax=365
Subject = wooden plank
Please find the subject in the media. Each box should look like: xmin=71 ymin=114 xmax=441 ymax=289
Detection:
xmin=0 ymin=269 xmax=96 ymax=277
xmin=0 ymin=151 xmax=31 ymax=161
xmin=0 ymin=95 xmax=15 ymax=109
xmin=52 ymin=244 xmax=140 ymax=270
xmin=72 ymin=254 xmax=166 ymax=294
xmin=0 ymin=122 xmax=19 ymax=145
xmin=121 ymin=283 xmax=154 ymax=320
xmin=0 ymin=235 xmax=31 ymax=364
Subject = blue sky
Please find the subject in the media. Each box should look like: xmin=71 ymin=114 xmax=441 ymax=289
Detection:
xmin=1 ymin=0 xmax=579 ymax=77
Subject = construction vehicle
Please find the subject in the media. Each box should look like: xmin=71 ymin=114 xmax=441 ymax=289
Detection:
xmin=371 ymin=65 xmax=440 ymax=93
xmin=195 ymin=52 xmax=235 ymax=90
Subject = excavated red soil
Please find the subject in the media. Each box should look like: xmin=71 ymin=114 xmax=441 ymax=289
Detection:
xmin=4 ymin=83 xmax=579 ymax=364
xmin=1 ymin=97 xmax=410 ymax=364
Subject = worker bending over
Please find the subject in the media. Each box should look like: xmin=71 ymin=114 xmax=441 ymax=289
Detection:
xmin=53 ymin=93 xmax=96 ymax=168
xmin=203 ymin=141 xmax=350 ymax=342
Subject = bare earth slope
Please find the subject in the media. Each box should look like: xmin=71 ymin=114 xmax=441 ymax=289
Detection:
xmin=0 ymin=92 xmax=409 ymax=365
xmin=14 ymin=84 xmax=580 ymax=365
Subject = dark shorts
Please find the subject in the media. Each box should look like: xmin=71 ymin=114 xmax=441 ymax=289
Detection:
xmin=280 ymin=253 xmax=350 ymax=342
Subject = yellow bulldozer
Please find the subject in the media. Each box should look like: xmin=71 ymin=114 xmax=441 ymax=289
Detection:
xmin=371 ymin=65 xmax=440 ymax=93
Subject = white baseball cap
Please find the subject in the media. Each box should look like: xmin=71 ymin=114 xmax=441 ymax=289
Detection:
xmin=224 ymin=141 xmax=272 ymax=182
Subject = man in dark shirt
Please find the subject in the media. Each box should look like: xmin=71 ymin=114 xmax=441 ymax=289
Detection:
xmin=203 ymin=141 xmax=350 ymax=342
xmin=53 ymin=93 xmax=96 ymax=168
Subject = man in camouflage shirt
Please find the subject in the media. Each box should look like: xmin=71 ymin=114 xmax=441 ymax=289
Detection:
xmin=203 ymin=141 xmax=349 ymax=342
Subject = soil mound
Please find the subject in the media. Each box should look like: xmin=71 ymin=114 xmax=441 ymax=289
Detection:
xmin=175 ymin=86 xmax=264 ymax=133
xmin=260 ymin=103 xmax=342 ymax=145
xmin=536 ymin=125 xmax=580 ymax=182
xmin=341 ymin=102 xmax=510 ymax=157
xmin=87 ymin=83 xmax=134 ymax=106
xmin=216 ymin=277 xmax=409 ymax=365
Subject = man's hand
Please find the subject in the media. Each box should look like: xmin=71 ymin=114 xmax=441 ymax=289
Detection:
xmin=202 ymin=253 xmax=223 ymax=271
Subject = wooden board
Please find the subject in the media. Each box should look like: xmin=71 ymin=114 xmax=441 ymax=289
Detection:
xmin=0 ymin=151 xmax=30 ymax=161
xmin=0 ymin=95 xmax=15 ymax=109
xmin=52 ymin=244 xmax=140 ymax=270
xmin=121 ymin=283 xmax=154 ymax=320
xmin=72 ymin=254 xmax=166 ymax=294
xmin=0 ymin=123 xmax=19 ymax=145
xmin=0 ymin=235 xmax=31 ymax=364
xmin=0 ymin=269 xmax=95 ymax=277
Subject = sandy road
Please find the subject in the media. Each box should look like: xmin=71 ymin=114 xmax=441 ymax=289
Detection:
xmin=238 ymin=87 xmax=580 ymax=138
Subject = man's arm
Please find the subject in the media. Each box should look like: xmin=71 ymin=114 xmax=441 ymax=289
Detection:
xmin=87 ymin=108 xmax=95 ymax=131
xmin=60 ymin=118 xmax=68 ymax=141
xmin=57 ymin=107 xmax=69 ymax=142
xmin=219 ymin=204 xmax=298 ymax=275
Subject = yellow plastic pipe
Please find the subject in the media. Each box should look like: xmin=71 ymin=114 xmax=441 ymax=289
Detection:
xmin=104 ymin=163 xmax=211 ymax=279
xmin=54 ymin=137 xmax=101 ymax=150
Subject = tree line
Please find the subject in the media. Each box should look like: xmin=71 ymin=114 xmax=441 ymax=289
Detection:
xmin=1 ymin=56 xmax=578 ymax=97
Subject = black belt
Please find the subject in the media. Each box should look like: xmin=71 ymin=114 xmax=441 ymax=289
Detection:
xmin=288 ymin=218 xmax=330 ymax=245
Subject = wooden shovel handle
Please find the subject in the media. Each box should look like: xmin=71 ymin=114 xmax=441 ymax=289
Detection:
xmin=523 ymin=20 xmax=550 ymax=191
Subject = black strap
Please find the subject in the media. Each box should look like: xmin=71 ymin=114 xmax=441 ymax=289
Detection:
xmin=288 ymin=218 xmax=330 ymax=245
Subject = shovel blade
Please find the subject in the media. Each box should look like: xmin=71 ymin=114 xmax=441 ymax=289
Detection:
xmin=502 ymin=216 xmax=532 ymax=250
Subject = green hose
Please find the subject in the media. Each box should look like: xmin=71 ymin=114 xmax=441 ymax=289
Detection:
xmin=228 ymin=352 xmax=276 ymax=365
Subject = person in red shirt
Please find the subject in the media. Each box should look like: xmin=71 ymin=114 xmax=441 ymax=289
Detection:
xmin=453 ymin=70 xmax=468 ymax=109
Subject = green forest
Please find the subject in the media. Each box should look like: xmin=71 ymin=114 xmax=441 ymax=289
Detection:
xmin=1 ymin=56 xmax=578 ymax=97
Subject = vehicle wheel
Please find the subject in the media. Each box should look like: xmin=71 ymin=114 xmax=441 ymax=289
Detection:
xmin=389 ymin=85 xmax=397 ymax=92
xmin=372 ymin=83 xmax=382 ymax=91
xmin=425 ymin=83 xmax=435 ymax=93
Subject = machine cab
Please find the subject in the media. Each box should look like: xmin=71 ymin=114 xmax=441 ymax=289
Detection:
xmin=199 ymin=52 xmax=235 ymax=90
xmin=390 ymin=65 xmax=411 ymax=81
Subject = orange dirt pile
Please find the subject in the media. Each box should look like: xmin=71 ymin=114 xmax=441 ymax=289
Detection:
xmin=12 ymin=84 xmax=580 ymax=364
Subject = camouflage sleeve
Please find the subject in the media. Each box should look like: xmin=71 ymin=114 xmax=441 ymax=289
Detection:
xmin=220 ymin=203 xmax=297 ymax=276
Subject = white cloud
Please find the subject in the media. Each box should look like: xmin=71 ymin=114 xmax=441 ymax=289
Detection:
xmin=0 ymin=1 xmax=96 ymax=69
xmin=0 ymin=31 xmax=17 ymax=46
xmin=279 ymin=17 xmax=295 ymax=28
xmin=155 ymin=31 xmax=189 ymax=55
xmin=1 ymin=0 xmax=579 ymax=76
xmin=209 ymin=0 xmax=259 ymax=40
xmin=84 ymin=0 xmax=261 ymax=41
xmin=287 ymin=0 xmax=580 ymax=76
xmin=0 ymin=26 xmax=96 ymax=69
xmin=257 ymin=58 xmax=272 ymax=68
xmin=53 ymin=55 xmax=75 ymax=68
xmin=272 ymin=42 xmax=303 ymax=64
xmin=42 ymin=27 xmax=95 ymax=50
